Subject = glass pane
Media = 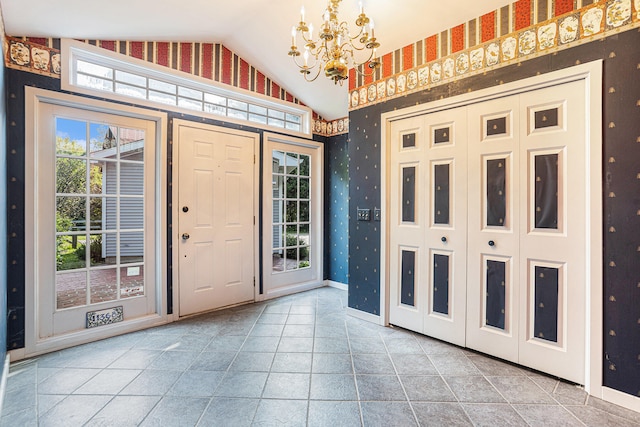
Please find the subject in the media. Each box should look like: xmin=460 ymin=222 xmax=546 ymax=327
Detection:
xmin=486 ymin=260 xmax=506 ymax=330
xmin=178 ymin=86 xmax=202 ymax=100
xmin=89 ymin=123 xmax=117 ymax=154
xmin=434 ymin=164 xmax=450 ymax=225
xmin=299 ymin=224 xmax=310 ymax=244
xmin=149 ymin=91 xmax=177 ymax=106
xmin=178 ymin=98 xmax=203 ymax=111
xmin=120 ymin=265 xmax=144 ymax=298
xmin=286 ymin=201 xmax=298 ymax=223
xmin=269 ymin=118 xmax=285 ymax=128
xmin=56 ymin=118 xmax=87 ymax=156
xmin=286 ymin=177 xmax=298 ymax=199
xmin=486 ymin=158 xmax=506 ymax=227
xmin=89 ymin=197 xmax=103 ymax=231
xmin=269 ymin=109 xmax=285 ymax=119
xmin=115 ymin=82 xmax=146 ymax=99
xmin=535 ymin=154 xmax=558 ymax=229
xmin=56 ymin=196 xmax=85 ymax=232
xmin=119 ymin=127 xmax=145 ymax=159
xmin=90 ymin=268 xmax=118 ymax=304
xmin=300 ymin=178 xmax=309 ymax=199
xmin=120 ymin=231 xmax=144 ymax=264
xmin=299 ymin=201 xmax=309 ymax=222
xmin=228 ymin=99 xmax=247 ymax=111
xmin=286 ymin=153 xmax=299 ymax=175
xmin=249 ymin=113 xmax=268 ymax=124
xmin=535 ymin=108 xmax=559 ymax=129
xmin=487 ymin=117 xmax=507 ymax=136
xmin=401 ymin=250 xmax=415 ymax=306
xmin=120 ymin=162 xmax=144 ymax=195
xmin=434 ymin=127 xmax=451 ymax=144
xmin=77 ymin=60 xmax=113 ymax=78
xmin=299 ymin=155 xmax=310 ymax=176
xmin=285 ymin=122 xmax=301 ymax=131
xmin=402 ymin=167 xmax=416 ymax=223
xmin=120 ymin=198 xmax=144 ymax=230
xmin=299 ymin=246 xmax=310 ymax=268
xmin=89 ymin=161 xmax=105 ymax=194
xmin=115 ymin=70 xmax=146 ymax=87
xmin=433 ymin=254 xmax=449 ymax=315
xmin=101 ymin=162 xmax=118 ymax=195
xmin=57 ymin=158 xmax=87 ymax=194
xmin=204 ymin=103 xmax=226 ymax=115
xmin=286 ymin=247 xmax=298 ymax=271
xmin=228 ymin=109 xmax=248 ymax=120
xmin=88 ymin=234 xmax=107 ymax=266
xmin=286 ymin=113 xmax=301 ymax=124
xmin=204 ymin=93 xmax=226 ymax=105
xmin=286 ymin=225 xmax=298 ymax=245
xmin=57 ymin=234 xmax=87 ymax=271
xmin=403 ymin=133 xmax=416 ymax=148
xmin=534 ymin=266 xmax=559 ymax=342
xmin=249 ymin=104 xmax=267 ymax=115
xmin=272 ymin=199 xmax=284 ymax=224
xmin=77 ymin=74 xmax=113 ymax=92
xmin=273 ymin=151 xmax=285 ymax=174
xmin=272 ymin=225 xmax=284 ymax=249
xmin=149 ymin=79 xmax=176 ymax=93
xmin=272 ymin=250 xmax=284 ymax=273
xmin=103 ymin=197 xmax=117 ymax=230
xmin=56 ymin=270 xmax=87 ymax=309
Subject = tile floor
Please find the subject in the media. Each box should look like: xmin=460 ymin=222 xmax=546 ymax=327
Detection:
xmin=2 ymin=287 xmax=639 ymax=426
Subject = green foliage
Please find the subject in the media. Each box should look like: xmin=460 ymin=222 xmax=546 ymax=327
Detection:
xmin=298 ymin=261 xmax=310 ymax=268
xmin=285 ymin=234 xmax=309 ymax=260
xmin=76 ymin=235 xmax=103 ymax=263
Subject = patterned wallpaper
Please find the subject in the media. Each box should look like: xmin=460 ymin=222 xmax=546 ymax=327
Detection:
xmin=326 ymin=134 xmax=349 ymax=285
xmin=3 ymin=36 xmax=349 ymax=136
xmin=347 ymin=27 xmax=640 ymax=397
xmin=348 ymin=0 xmax=640 ymax=110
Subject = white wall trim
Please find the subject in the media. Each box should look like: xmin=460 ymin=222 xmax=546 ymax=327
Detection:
xmin=255 ymin=280 xmax=325 ymax=302
xmin=380 ymin=60 xmax=604 ymax=398
xmin=325 ymin=280 xmax=348 ymax=291
xmin=0 ymin=354 xmax=9 ymax=417
xmin=601 ymin=387 xmax=640 ymax=413
xmin=23 ymin=87 xmax=169 ymax=359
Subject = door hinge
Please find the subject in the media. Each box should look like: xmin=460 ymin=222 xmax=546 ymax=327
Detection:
xmin=254 ymin=154 xmax=256 ymax=164
xmin=253 ymin=277 xmax=256 ymax=287
xmin=253 ymin=215 xmax=255 ymax=225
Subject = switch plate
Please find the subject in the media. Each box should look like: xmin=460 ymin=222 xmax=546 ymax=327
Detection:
xmin=357 ymin=208 xmax=371 ymax=221
xmin=373 ymin=208 xmax=381 ymax=221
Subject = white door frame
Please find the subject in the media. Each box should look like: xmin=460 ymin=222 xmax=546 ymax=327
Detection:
xmin=380 ymin=61 xmax=610 ymax=403
xmin=20 ymin=87 xmax=168 ymax=359
xmin=171 ymin=120 xmax=260 ymax=317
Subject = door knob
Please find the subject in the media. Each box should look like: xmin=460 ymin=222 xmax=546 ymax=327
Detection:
xmin=182 ymin=206 xmax=189 ymax=212
xmin=182 ymin=233 xmax=190 ymax=240
xmin=488 ymin=240 xmax=495 ymax=247
xmin=441 ymin=236 xmax=447 ymax=243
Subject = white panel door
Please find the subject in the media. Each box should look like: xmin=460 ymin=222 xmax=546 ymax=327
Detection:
xmin=466 ymin=95 xmax=521 ymax=363
xmin=422 ymin=107 xmax=468 ymax=346
xmin=389 ymin=116 xmax=425 ymax=332
xmin=517 ymin=80 xmax=586 ymax=384
xmin=178 ymin=124 xmax=256 ymax=316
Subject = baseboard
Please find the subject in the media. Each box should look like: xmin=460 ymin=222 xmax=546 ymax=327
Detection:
xmin=347 ymin=307 xmax=382 ymax=325
xmin=0 ymin=354 xmax=10 ymax=417
xmin=601 ymin=386 xmax=640 ymax=413
xmin=325 ymin=280 xmax=348 ymax=291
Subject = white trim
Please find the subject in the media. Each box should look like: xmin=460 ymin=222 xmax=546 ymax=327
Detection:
xmin=61 ymin=39 xmax=312 ymax=138
xmin=0 ymin=354 xmax=9 ymax=417
xmin=23 ymin=87 xmax=169 ymax=359
xmin=171 ymin=120 xmax=260 ymax=317
xmin=347 ymin=307 xmax=381 ymax=325
xmin=601 ymin=387 xmax=640 ymax=413
xmin=325 ymin=280 xmax=348 ymax=291
xmin=256 ymin=280 xmax=325 ymax=302
xmin=380 ymin=60 xmax=603 ymax=396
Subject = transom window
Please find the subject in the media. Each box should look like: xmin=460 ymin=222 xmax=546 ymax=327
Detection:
xmin=62 ymin=39 xmax=311 ymax=136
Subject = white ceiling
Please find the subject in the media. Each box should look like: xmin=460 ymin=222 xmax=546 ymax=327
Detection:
xmin=1 ymin=0 xmax=512 ymax=120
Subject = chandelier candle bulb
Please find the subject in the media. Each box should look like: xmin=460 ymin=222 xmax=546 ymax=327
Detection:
xmin=301 ymin=6 xmax=305 ymax=23
xmin=291 ymin=26 xmax=296 ymax=46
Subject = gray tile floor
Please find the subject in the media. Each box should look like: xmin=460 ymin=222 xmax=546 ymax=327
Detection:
xmin=2 ymin=287 xmax=639 ymax=426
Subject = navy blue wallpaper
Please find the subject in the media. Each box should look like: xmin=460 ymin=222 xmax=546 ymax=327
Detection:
xmin=347 ymin=28 xmax=640 ymax=396
xmin=326 ymin=133 xmax=349 ymax=284
xmin=0 ymin=36 xmax=7 ymax=369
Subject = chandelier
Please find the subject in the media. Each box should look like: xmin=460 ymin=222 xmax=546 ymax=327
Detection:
xmin=288 ymin=0 xmax=381 ymax=84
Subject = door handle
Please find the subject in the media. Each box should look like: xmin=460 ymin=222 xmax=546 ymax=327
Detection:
xmin=441 ymin=236 xmax=447 ymax=243
xmin=488 ymin=240 xmax=495 ymax=247
xmin=182 ymin=233 xmax=190 ymax=240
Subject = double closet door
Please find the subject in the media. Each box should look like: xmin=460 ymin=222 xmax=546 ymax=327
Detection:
xmin=389 ymin=79 xmax=587 ymax=384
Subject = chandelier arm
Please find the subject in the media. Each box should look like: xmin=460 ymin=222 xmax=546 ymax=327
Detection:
xmin=303 ymin=65 xmax=323 ymax=82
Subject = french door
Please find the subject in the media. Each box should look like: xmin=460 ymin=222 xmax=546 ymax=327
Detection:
xmin=388 ymin=79 xmax=588 ymax=383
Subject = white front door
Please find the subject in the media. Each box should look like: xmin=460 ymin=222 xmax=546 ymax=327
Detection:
xmin=177 ymin=122 xmax=257 ymax=316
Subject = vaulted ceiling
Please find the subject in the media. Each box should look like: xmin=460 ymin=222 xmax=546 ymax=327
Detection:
xmin=1 ymin=0 xmax=512 ymax=119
